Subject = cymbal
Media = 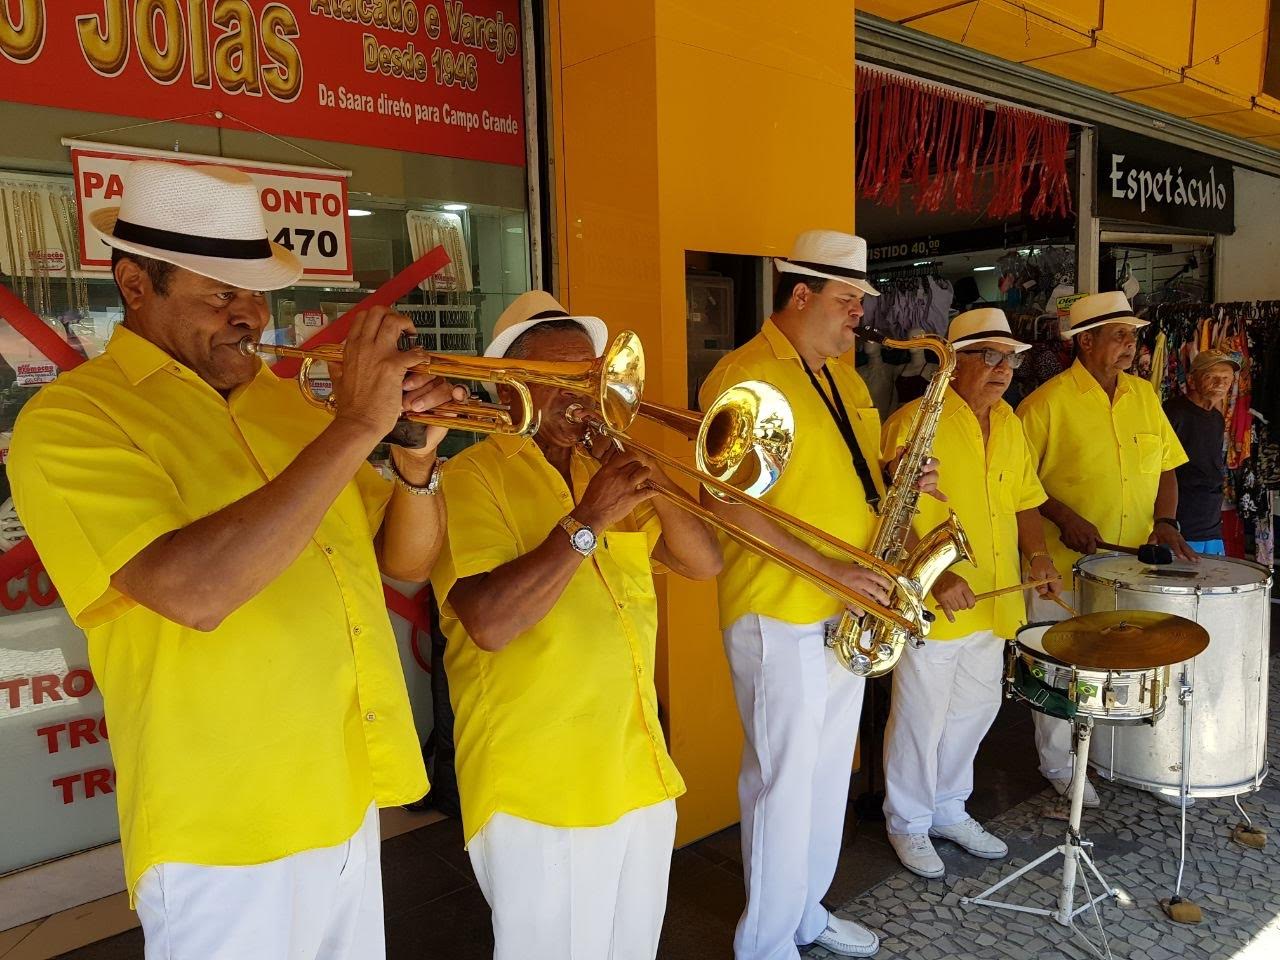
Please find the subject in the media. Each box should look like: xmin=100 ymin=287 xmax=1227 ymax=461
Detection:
xmin=1043 ymin=610 xmax=1209 ymax=669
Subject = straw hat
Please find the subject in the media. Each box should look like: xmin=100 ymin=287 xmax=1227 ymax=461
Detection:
xmin=89 ymin=160 xmax=301 ymax=291
xmin=485 ymin=290 xmax=608 ymax=359
xmin=948 ymin=308 xmax=1031 ymax=354
xmin=1062 ymin=291 xmax=1148 ymax=338
xmin=774 ymin=229 xmax=880 ymax=297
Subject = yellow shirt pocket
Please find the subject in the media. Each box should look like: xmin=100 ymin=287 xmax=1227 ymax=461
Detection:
xmin=600 ymin=530 xmax=658 ymax=602
xmin=1135 ymin=433 xmax=1162 ymax=475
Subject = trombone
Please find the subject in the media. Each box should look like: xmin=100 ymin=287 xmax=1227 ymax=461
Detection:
xmin=238 ymin=331 xmax=645 ymax=437
xmin=571 ymin=392 xmax=920 ymax=634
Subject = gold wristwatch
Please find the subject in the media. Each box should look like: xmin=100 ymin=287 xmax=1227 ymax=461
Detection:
xmin=558 ymin=514 xmax=597 ymax=556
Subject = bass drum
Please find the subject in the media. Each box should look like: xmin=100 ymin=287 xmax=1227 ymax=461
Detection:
xmin=1076 ymin=553 xmax=1271 ymax=798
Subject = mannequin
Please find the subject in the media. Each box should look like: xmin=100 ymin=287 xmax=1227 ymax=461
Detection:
xmin=893 ymin=325 xmax=937 ymax=410
xmin=861 ymin=339 xmax=897 ymax=420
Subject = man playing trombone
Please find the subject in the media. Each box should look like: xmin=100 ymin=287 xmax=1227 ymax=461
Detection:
xmin=430 ymin=291 xmax=722 ymax=960
xmin=699 ymin=230 xmax=939 ymax=960
xmin=9 ymin=161 xmax=459 ymax=959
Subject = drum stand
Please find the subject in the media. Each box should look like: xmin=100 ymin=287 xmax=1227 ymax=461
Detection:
xmin=963 ymin=715 xmax=1120 ymax=926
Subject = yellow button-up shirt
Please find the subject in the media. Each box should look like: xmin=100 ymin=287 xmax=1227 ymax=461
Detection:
xmin=430 ymin=433 xmax=686 ymax=845
xmin=1016 ymin=359 xmax=1188 ymax=577
xmin=883 ymin=389 xmax=1046 ymax=640
xmin=8 ymin=326 xmax=427 ymax=902
xmin=698 ymin=318 xmax=885 ymax=629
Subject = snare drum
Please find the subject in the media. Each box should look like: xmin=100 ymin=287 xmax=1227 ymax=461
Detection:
xmin=1007 ymin=622 xmax=1168 ymax=725
xmin=1076 ymin=553 xmax=1271 ymax=798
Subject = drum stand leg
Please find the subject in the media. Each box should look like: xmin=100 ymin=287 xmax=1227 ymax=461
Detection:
xmin=963 ymin=717 xmax=1119 ymax=927
xmin=1161 ymin=677 xmax=1204 ymax=923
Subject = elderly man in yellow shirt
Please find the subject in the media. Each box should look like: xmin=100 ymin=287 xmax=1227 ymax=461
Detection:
xmin=8 ymin=162 xmax=460 ymax=959
xmin=1017 ymin=291 xmax=1191 ymax=804
xmin=880 ymin=309 xmax=1061 ymax=879
xmin=430 ymin=291 xmax=721 ymax=960
xmin=699 ymin=231 xmax=939 ymax=960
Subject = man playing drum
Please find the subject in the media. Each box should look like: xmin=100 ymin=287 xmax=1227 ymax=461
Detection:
xmin=1016 ymin=291 xmax=1190 ymax=805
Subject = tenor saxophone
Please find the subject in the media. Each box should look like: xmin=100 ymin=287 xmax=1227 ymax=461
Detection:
xmin=828 ymin=330 xmax=975 ymax=678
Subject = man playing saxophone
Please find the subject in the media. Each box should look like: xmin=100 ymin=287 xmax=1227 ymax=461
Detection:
xmin=430 ymin=292 xmax=722 ymax=960
xmin=880 ymin=309 xmax=1061 ymax=879
xmin=699 ymin=231 xmax=938 ymax=960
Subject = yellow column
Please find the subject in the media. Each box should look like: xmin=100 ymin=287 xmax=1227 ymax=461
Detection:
xmin=548 ymin=0 xmax=857 ymax=843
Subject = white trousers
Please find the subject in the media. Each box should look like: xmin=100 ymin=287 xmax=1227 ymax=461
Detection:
xmin=1028 ymin=589 xmax=1076 ymax=780
xmin=724 ymin=614 xmax=866 ymax=960
xmin=882 ymin=630 xmax=1004 ymax=836
xmin=468 ymin=799 xmax=677 ymax=960
xmin=135 ymin=802 xmax=383 ymax=960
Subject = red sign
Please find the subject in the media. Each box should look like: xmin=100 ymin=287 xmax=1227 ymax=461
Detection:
xmin=0 ymin=1 xmax=526 ymax=167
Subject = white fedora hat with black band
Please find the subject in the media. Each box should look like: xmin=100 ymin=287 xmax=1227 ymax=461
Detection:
xmin=775 ymin=229 xmax=880 ymax=298
xmin=948 ymin=308 xmax=1031 ymax=354
xmin=89 ymin=160 xmax=302 ymax=291
xmin=485 ymin=290 xmax=608 ymax=360
xmin=1063 ymin=291 xmax=1148 ymax=339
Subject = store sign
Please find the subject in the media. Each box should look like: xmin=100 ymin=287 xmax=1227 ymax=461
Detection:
xmin=0 ymin=607 xmax=120 ymax=876
xmin=66 ymin=141 xmax=355 ymax=285
xmin=0 ymin=1 xmax=524 ymax=166
xmin=1096 ymin=129 xmax=1235 ymax=234
xmin=15 ymin=361 xmax=59 ymax=386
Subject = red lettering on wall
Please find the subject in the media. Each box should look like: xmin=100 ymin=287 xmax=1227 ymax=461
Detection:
xmin=83 ymin=768 xmax=113 ymax=798
xmin=31 ymin=674 xmax=61 ymax=704
xmin=64 ymin=669 xmax=95 ymax=698
xmin=52 ymin=773 xmax=79 ymax=805
xmin=51 ymin=767 xmax=116 ymax=804
xmin=0 ymin=677 xmax=29 ymax=708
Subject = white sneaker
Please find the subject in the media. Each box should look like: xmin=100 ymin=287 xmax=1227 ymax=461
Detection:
xmin=888 ymin=832 xmax=944 ymax=878
xmin=930 ymin=817 xmax=1008 ymax=859
xmin=1049 ymin=776 xmax=1100 ymax=807
xmin=813 ymin=915 xmax=881 ymax=957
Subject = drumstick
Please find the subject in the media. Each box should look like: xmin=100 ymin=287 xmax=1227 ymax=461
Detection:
xmin=932 ymin=578 xmax=1056 ymax=608
xmin=1048 ymin=593 xmax=1077 ymax=617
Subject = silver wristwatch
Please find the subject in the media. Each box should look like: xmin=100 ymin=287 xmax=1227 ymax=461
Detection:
xmin=558 ymin=514 xmax=597 ymax=556
xmin=390 ymin=456 xmax=445 ymax=496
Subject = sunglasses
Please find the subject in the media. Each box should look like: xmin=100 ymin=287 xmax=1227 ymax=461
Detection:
xmin=958 ymin=347 xmax=1024 ymax=370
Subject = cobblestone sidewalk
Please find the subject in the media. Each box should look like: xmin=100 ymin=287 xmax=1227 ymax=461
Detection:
xmin=816 ymin=657 xmax=1280 ymax=960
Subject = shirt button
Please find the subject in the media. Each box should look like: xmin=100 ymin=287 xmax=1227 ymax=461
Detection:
xmin=352 ymin=625 xmax=362 ymax=636
xmin=365 ymin=711 xmax=376 ymax=722
xmin=324 ymin=545 xmax=335 ymax=555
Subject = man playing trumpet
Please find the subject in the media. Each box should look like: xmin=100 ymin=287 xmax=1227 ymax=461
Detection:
xmin=9 ymin=161 xmax=458 ymax=959
xmin=880 ymin=309 xmax=1060 ymax=879
xmin=430 ymin=291 xmax=721 ymax=960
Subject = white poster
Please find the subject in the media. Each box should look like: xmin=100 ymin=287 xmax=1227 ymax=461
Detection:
xmin=64 ymin=140 xmax=356 ymax=287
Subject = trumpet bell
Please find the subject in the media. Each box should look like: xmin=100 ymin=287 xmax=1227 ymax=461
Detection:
xmin=698 ymin=380 xmax=794 ymax=500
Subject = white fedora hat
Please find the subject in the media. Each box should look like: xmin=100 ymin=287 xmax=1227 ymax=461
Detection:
xmin=1063 ymin=291 xmax=1148 ymax=339
xmin=948 ymin=308 xmax=1030 ymax=354
xmin=485 ymin=290 xmax=608 ymax=359
xmin=775 ymin=229 xmax=880 ymax=297
xmin=90 ymin=160 xmax=302 ymax=291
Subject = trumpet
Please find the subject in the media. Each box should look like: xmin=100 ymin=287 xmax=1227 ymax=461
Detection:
xmin=239 ymin=331 xmax=645 ymax=437
xmin=570 ymin=389 xmax=919 ymax=634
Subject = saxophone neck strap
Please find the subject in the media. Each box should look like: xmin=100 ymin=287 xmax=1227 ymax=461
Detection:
xmin=802 ymin=362 xmax=881 ymax=512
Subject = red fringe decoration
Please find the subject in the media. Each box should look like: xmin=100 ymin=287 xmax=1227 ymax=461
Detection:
xmin=856 ymin=65 xmax=1072 ymax=220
